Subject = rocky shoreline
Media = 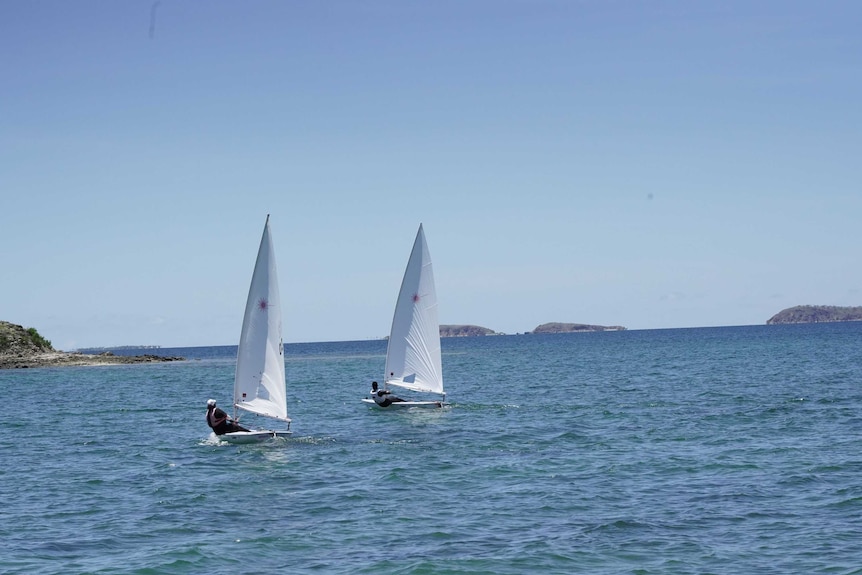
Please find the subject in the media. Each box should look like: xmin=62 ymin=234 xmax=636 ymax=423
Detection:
xmin=1 ymin=320 xmax=184 ymax=369
xmin=0 ymin=350 xmax=185 ymax=370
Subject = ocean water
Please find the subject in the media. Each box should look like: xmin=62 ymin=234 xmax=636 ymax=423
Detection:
xmin=3 ymin=323 xmax=862 ymax=574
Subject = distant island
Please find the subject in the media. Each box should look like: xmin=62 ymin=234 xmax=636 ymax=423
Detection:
xmin=530 ymin=322 xmax=626 ymax=334
xmin=77 ymin=345 xmax=162 ymax=351
xmin=767 ymin=305 xmax=862 ymax=325
xmin=439 ymin=324 xmax=502 ymax=337
xmin=0 ymin=321 xmax=184 ymax=369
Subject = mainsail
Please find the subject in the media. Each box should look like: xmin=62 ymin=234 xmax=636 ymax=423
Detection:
xmin=384 ymin=224 xmax=444 ymax=395
xmin=234 ymin=215 xmax=290 ymax=422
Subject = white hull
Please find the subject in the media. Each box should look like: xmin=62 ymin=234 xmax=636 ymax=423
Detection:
xmin=361 ymin=398 xmax=444 ymax=409
xmin=222 ymin=429 xmax=293 ymax=444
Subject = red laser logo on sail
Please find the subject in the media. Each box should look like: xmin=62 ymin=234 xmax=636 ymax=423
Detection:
xmin=412 ymin=293 xmax=420 ymax=303
xmin=258 ymin=298 xmax=269 ymax=311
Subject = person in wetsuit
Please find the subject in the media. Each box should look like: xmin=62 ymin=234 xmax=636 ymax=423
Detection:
xmin=206 ymin=399 xmax=250 ymax=434
xmin=370 ymin=381 xmax=406 ymax=407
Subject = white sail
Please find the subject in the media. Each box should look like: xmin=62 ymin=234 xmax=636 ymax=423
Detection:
xmin=384 ymin=224 xmax=444 ymax=395
xmin=234 ymin=215 xmax=290 ymax=422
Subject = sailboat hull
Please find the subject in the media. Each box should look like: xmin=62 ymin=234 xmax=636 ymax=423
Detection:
xmin=222 ymin=429 xmax=293 ymax=444
xmin=361 ymin=398 xmax=444 ymax=409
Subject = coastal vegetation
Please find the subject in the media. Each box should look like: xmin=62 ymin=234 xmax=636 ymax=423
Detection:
xmin=25 ymin=327 xmax=52 ymax=350
xmin=767 ymin=305 xmax=862 ymax=324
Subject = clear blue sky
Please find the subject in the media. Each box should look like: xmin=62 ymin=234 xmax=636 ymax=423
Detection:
xmin=2 ymin=1 xmax=860 ymax=349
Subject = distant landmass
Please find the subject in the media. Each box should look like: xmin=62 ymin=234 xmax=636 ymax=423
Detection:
xmin=767 ymin=305 xmax=862 ymax=325
xmin=439 ymin=324 xmax=501 ymax=337
xmin=0 ymin=321 xmax=184 ymax=369
xmin=530 ymin=322 xmax=626 ymax=334
xmin=77 ymin=345 xmax=162 ymax=351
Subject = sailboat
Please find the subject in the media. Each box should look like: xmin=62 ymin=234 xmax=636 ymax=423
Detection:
xmin=363 ymin=224 xmax=446 ymax=409
xmin=217 ymin=215 xmax=292 ymax=443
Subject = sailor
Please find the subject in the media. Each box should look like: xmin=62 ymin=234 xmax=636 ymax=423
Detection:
xmin=205 ymin=399 xmax=250 ymax=435
xmin=370 ymin=381 xmax=405 ymax=407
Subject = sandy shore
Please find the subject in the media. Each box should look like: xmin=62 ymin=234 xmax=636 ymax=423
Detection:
xmin=0 ymin=351 xmax=185 ymax=369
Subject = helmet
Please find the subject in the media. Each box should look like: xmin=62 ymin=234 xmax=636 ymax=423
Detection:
xmin=206 ymin=399 xmax=216 ymax=408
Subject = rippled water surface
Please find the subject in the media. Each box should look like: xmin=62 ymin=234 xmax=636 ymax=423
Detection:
xmin=3 ymin=323 xmax=862 ymax=574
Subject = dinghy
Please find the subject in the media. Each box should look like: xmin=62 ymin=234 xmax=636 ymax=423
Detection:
xmin=363 ymin=224 xmax=446 ymax=409
xmin=214 ymin=215 xmax=292 ymax=443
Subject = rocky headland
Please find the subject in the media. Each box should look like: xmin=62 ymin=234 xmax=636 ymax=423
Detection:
xmin=767 ymin=305 xmax=862 ymax=325
xmin=0 ymin=321 xmax=184 ymax=369
xmin=530 ymin=322 xmax=626 ymax=334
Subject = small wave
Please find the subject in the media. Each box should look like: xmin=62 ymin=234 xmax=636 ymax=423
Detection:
xmin=198 ymin=433 xmax=225 ymax=446
xmin=289 ymin=435 xmax=337 ymax=446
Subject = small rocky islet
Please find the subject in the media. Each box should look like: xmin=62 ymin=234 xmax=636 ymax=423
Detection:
xmin=439 ymin=324 xmax=502 ymax=337
xmin=529 ymin=322 xmax=626 ymax=334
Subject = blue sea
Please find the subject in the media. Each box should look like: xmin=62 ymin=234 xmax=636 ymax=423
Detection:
xmin=3 ymin=323 xmax=862 ymax=574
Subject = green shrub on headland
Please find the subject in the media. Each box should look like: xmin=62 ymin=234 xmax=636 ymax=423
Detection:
xmin=0 ymin=321 xmax=54 ymax=354
xmin=26 ymin=327 xmax=52 ymax=350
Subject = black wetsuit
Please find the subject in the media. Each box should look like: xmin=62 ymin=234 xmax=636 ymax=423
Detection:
xmin=371 ymin=389 xmax=406 ymax=407
xmin=206 ymin=406 xmax=249 ymax=434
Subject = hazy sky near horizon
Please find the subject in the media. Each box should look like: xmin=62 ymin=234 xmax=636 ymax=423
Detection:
xmin=2 ymin=1 xmax=860 ymax=349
